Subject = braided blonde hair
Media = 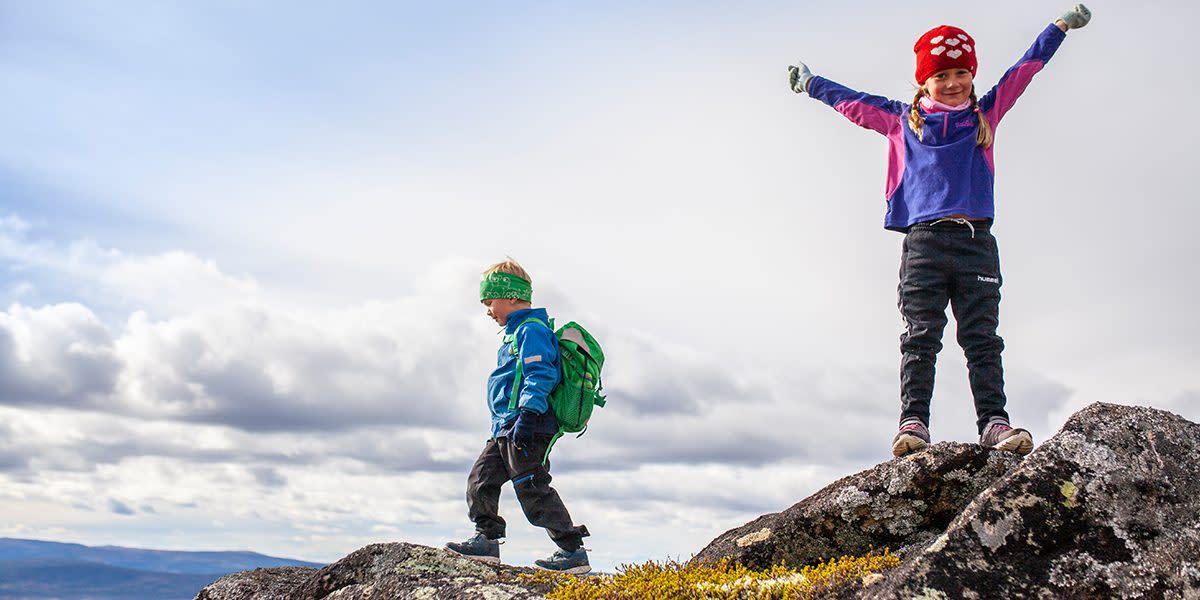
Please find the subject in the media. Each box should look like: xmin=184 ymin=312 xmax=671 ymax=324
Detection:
xmin=907 ymin=87 xmax=993 ymax=149
xmin=908 ymin=88 xmax=927 ymax=141
xmin=970 ymin=90 xmax=993 ymax=149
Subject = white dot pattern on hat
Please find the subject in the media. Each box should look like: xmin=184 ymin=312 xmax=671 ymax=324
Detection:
xmin=926 ymin=31 xmax=973 ymax=61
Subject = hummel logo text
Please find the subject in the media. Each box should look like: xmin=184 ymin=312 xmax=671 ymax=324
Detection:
xmin=977 ymin=275 xmax=1000 ymax=284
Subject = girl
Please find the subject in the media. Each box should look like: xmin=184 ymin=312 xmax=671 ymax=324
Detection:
xmin=787 ymin=5 xmax=1092 ymax=457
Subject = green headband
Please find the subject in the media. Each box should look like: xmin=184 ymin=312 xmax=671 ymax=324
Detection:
xmin=479 ymin=272 xmax=532 ymax=302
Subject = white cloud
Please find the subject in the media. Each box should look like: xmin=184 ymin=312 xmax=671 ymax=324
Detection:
xmin=0 ymin=298 xmax=492 ymax=433
xmin=1 ymin=214 xmax=31 ymax=233
xmin=0 ymin=303 xmax=121 ymax=408
xmin=110 ymin=301 xmax=486 ymax=432
xmin=1 ymin=223 xmax=260 ymax=318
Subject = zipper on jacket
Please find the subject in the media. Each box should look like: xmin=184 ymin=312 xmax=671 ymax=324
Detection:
xmin=943 ymin=114 xmax=948 ymax=137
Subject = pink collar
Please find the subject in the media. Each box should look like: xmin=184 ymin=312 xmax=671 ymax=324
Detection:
xmin=919 ymin=96 xmax=972 ymax=112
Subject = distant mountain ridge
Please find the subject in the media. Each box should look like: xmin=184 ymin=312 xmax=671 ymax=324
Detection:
xmin=0 ymin=559 xmax=219 ymax=600
xmin=0 ymin=538 xmax=323 ymax=600
xmin=0 ymin=537 xmax=323 ymax=574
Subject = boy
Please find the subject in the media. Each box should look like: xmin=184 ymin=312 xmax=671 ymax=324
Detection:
xmin=444 ymin=259 xmax=591 ymax=574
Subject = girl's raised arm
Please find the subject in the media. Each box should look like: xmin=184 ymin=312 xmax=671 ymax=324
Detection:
xmin=1057 ymin=4 xmax=1092 ymax=32
xmin=978 ymin=4 xmax=1092 ymax=128
xmin=789 ymin=61 xmax=906 ymax=136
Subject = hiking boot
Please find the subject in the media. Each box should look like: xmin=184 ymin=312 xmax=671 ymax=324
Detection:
xmin=892 ymin=419 xmax=930 ymax=457
xmin=444 ymin=533 xmax=501 ymax=564
xmin=533 ymin=547 xmax=591 ymax=575
xmin=980 ymin=418 xmax=1034 ymax=455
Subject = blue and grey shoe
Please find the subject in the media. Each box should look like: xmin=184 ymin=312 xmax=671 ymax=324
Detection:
xmin=533 ymin=547 xmax=591 ymax=575
xmin=444 ymin=533 xmax=501 ymax=564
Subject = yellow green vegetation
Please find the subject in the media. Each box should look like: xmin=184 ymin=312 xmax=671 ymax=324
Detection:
xmin=531 ymin=551 xmax=900 ymax=599
xmin=1060 ymin=480 xmax=1079 ymax=508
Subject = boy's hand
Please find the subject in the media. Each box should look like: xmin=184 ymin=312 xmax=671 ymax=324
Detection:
xmin=512 ymin=410 xmax=538 ymax=449
xmin=788 ymin=62 xmax=813 ymax=94
xmin=1057 ymin=4 xmax=1091 ymax=30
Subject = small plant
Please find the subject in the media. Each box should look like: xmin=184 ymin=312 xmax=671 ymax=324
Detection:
xmin=536 ymin=550 xmax=900 ymax=599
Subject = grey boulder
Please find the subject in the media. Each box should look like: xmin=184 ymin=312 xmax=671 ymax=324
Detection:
xmin=693 ymin=441 xmax=1023 ymax=569
xmin=855 ymin=402 xmax=1200 ymax=599
xmin=195 ymin=543 xmax=551 ymax=600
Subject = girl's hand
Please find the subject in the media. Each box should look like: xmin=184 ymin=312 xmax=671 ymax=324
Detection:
xmin=1057 ymin=4 xmax=1092 ymax=31
xmin=788 ymin=62 xmax=813 ymax=94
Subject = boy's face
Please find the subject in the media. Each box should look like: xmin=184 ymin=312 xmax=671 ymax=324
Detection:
xmin=483 ymin=298 xmax=522 ymax=326
xmin=924 ymin=68 xmax=974 ymax=105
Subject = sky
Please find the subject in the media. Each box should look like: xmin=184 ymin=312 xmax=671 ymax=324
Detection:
xmin=1 ymin=0 xmax=1198 ymax=574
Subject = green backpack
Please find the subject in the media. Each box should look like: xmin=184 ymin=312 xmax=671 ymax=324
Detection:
xmin=505 ymin=317 xmax=606 ymax=463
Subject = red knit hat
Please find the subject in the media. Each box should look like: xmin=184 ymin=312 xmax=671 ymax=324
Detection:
xmin=913 ymin=25 xmax=977 ymax=84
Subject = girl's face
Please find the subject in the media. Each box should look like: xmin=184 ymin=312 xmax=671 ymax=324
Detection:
xmin=924 ymin=68 xmax=974 ymax=105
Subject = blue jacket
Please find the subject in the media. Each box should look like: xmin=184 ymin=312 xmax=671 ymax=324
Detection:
xmin=487 ymin=307 xmax=561 ymax=438
xmin=806 ymin=24 xmax=1066 ymax=232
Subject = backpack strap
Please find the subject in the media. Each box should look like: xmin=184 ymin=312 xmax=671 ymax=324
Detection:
xmin=541 ymin=429 xmax=564 ymax=465
xmin=538 ymin=422 xmax=592 ymax=465
xmin=505 ymin=317 xmax=552 ymax=412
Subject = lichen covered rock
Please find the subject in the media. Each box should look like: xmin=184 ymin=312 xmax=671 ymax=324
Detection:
xmin=850 ymin=402 xmax=1200 ymax=599
xmin=195 ymin=566 xmax=318 ymax=600
xmin=194 ymin=543 xmax=551 ymax=600
xmin=692 ymin=442 xmax=1023 ymax=569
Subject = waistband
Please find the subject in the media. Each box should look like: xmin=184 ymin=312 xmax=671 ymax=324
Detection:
xmin=909 ymin=217 xmax=992 ymax=237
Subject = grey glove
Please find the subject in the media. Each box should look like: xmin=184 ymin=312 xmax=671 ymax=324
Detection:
xmin=1059 ymin=3 xmax=1092 ymax=29
xmin=788 ymin=62 xmax=813 ymax=94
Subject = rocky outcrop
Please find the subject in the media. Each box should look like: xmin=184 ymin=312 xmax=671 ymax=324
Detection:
xmin=196 ymin=566 xmax=319 ymax=600
xmin=695 ymin=402 xmax=1200 ymax=599
xmin=198 ymin=402 xmax=1200 ymax=599
xmin=195 ymin=543 xmax=551 ymax=600
xmin=692 ymin=442 xmax=1024 ymax=569
xmin=850 ymin=402 xmax=1200 ymax=599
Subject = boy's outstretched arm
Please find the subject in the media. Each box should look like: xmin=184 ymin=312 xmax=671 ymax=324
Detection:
xmin=1056 ymin=4 xmax=1092 ymax=32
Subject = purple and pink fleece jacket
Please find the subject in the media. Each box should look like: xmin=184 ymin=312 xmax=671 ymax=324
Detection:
xmin=806 ymin=24 xmax=1066 ymax=232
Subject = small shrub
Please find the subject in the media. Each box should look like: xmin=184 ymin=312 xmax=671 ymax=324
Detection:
xmin=536 ymin=550 xmax=900 ymax=599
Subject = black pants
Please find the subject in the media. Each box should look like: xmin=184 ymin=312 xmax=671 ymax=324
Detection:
xmin=466 ymin=436 xmax=588 ymax=551
xmin=898 ymin=220 xmax=1008 ymax=434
